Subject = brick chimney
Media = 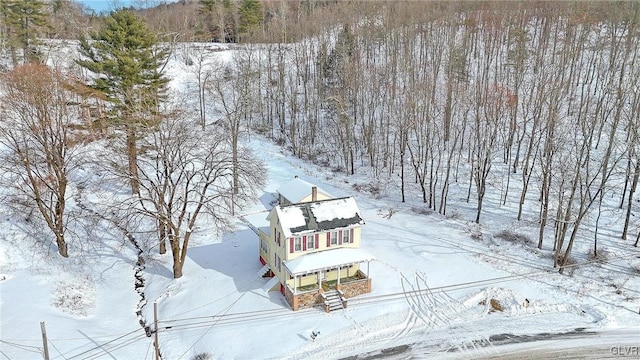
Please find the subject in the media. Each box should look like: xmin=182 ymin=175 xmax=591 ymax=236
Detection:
xmin=312 ymin=186 xmax=317 ymax=201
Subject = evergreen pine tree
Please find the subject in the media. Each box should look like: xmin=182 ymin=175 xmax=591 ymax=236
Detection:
xmin=199 ymin=0 xmax=234 ymax=42
xmin=237 ymin=0 xmax=263 ymax=41
xmin=0 ymin=0 xmax=48 ymax=64
xmin=76 ymin=9 xmax=169 ymax=194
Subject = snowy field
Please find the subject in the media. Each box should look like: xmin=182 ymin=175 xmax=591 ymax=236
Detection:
xmin=1 ymin=42 xmax=640 ymax=360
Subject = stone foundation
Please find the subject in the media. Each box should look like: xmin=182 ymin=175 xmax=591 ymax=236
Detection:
xmin=285 ymin=285 xmax=323 ymax=311
xmin=337 ymin=277 xmax=371 ymax=299
xmin=285 ymin=275 xmax=372 ymax=311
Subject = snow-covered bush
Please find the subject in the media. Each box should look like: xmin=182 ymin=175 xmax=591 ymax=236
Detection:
xmin=52 ymin=276 xmax=95 ymax=316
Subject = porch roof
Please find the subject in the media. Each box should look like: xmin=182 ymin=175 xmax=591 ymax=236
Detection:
xmin=284 ymin=248 xmax=376 ymax=276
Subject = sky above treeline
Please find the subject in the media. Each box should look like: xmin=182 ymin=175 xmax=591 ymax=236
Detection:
xmin=78 ymin=0 xmax=178 ymax=14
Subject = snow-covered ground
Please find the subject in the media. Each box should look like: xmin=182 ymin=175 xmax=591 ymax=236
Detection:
xmin=1 ymin=43 xmax=640 ymax=360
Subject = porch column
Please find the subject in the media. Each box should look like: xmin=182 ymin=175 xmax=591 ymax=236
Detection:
xmin=337 ymin=267 xmax=341 ymax=286
xmin=367 ymin=261 xmax=370 ymax=277
xmin=294 ymin=275 xmax=297 ymax=294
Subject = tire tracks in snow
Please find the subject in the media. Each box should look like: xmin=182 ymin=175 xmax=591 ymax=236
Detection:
xmin=394 ymin=271 xmax=496 ymax=356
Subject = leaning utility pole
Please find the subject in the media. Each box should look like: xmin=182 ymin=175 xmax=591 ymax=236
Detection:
xmin=40 ymin=321 xmax=50 ymax=360
xmin=154 ymin=302 xmax=160 ymax=360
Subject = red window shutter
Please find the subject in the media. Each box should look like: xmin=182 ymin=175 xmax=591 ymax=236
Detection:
xmin=350 ymin=228 xmax=354 ymax=243
xmin=338 ymin=230 xmax=343 ymax=245
xmin=303 ymin=236 xmax=307 ymax=251
xmin=315 ymin=234 xmax=319 ymax=249
xmin=289 ymin=238 xmax=294 ymax=253
xmin=326 ymin=232 xmax=330 ymax=247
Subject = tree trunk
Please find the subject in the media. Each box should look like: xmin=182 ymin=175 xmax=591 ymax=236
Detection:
xmin=159 ymin=219 xmax=166 ymax=254
xmin=622 ymin=158 xmax=640 ymax=240
xmin=232 ymin=135 xmax=239 ymax=195
xmin=55 ymin=232 xmax=69 ymax=258
xmin=126 ymin=125 xmax=140 ymax=195
xmin=400 ymin=147 xmax=405 ymax=203
xmin=170 ymin=236 xmax=183 ymax=279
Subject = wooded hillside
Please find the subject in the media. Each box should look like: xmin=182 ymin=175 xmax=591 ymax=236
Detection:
xmin=1 ymin=1 xmax=639 ymax=272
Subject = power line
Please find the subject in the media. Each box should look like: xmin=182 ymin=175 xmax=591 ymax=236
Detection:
xmin=0 ymin=340 xmax=42 ymax=354
xmin=150 ymin=250 xmax=639 ymax=339
xmin=47 ymin=339 xmax=68 ymax=360
xmin=176 ymin=277 xmax=262 ymax=360
xmin=65 ymin=328 xmax=145 ymax=360
xmin=82 ymin=333 xmax=149 ymax=360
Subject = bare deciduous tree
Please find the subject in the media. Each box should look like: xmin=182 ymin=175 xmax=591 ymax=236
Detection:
xmin=134 ymin=103 xmax=265 ymax=278
xmin=0 ymin=64 xmax=84 ymax=257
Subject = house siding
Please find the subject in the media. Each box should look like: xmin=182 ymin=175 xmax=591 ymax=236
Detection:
xmin=264 ymin=223 xmax=363 ymax=289
xmin=297 ymin=193 xmax=332 ymax=203
xmin=284 ymin=227 xmax=362 ymax=261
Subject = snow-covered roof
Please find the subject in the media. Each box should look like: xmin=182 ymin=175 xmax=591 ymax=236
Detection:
xmin=276 ymin=177 xmax=333 ymax=203
xmin=284 ymin=248 xmax=376 ymax=276
xmin=275 ymin=197 xmax=364 ymax=238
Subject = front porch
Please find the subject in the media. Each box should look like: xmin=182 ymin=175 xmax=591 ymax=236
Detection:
xmin=283 ymin=248 xmax=375 ymax=311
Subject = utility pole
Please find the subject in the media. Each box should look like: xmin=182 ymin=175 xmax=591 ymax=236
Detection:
xmin=40 ymin=321 xmax=50 ymax=360
xmin=154 ymin=301 xmax=160 ymax=360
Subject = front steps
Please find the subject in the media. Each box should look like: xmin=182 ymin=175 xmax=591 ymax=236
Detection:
xmin=257 ymin=264 xmax=271 ymax=277
xmin=322 ymin=290 xmax=347 ymax=312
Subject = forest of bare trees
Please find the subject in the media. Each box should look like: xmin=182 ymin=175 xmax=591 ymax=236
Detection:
xmin=226 ymin=1 xmax=640 ymax=271
xmin=1 ymin=0 xmax=639 ymax=273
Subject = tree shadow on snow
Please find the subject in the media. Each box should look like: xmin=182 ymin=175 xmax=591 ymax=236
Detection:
xmin=189 ymin=228 xmax=265 ymax=292
xmin=259 ymin=192 xmax=278 ymax=210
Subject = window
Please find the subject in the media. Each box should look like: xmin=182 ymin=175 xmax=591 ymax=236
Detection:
xmin=261 ymin=239 xmax=268 ymax=253
xmin=276 ymin=230 xmax=281 ymax=246
xmin=342 ymin=229 xmax=351 ymax=244
xmin=330 ymin=231 xmax=338 ymax=245
xmin=306 ymin=235 xmax=314 ymax=250
xmin=294 ymin=237 xmax=302 ymax=252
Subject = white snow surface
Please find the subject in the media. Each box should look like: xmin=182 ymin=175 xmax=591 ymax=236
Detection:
xmin=276 ymin=177 xmax=333 ymax=204
xmin=276 ymin=197 xmax=363 ymax=238
xmin=1 ymin=42 xmax=639 ymax=360
xmin=310 ymin=197 xmax=362 ymax=224
xmin=275 ymin=206 xmax=307 ymax=237
xmin=284 ymin=248 xmax=376 ymax=276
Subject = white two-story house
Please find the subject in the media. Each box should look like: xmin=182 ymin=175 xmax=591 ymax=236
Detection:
xmin=257 ymin=177 xmax=375 ymax=311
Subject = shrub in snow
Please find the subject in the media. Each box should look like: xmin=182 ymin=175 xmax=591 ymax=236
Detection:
xmin=352 ymin=182 xmax=381 ymax=197
xmin=588 ymin=248 xmax=610 ymax=263
xmin=630 ymin=260 xmax=640 ymax=275
xmin=494 ymin=230 xmax=531 ymax=245
xmin=191 ymin=353 xmax=213 ymax=360
xmin=376 ymin=207 xmax=397 ymax=219
xmin=411 ymin=206 xmax=433 ymax=216
xmin=52 ymin=277 xmax=95 ymax=316
xmin=489 ymin=298 xmax=504 ymax=312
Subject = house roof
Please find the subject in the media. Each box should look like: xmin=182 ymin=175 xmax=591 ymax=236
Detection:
xmin=284 ymin=248 xmax=376 ymax=276
xmin=276 ymin=177 xmax=333 ymax=203
xmin=274 ymin=197 xmax=364 ymax=238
